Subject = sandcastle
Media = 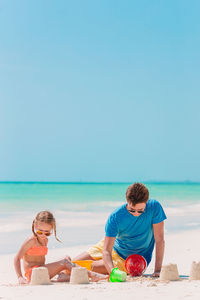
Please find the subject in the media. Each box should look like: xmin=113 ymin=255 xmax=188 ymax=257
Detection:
xmin=70 ymin=267 xmax=89 ymax=284
xmin=189 ymin=261 xmax=200 ymax=280
xmin=160 ymin=264 xmax=180 ymax=281
xmin=30 ymin=267 xmax=51 ymax=285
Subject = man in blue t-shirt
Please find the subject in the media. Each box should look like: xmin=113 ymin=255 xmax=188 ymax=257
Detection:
xmin=73 ymin=183 xmax=167 ymax=277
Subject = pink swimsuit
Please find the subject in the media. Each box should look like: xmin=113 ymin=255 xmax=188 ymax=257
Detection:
xmin=26 ymin=246 xmax=48 ymax=256
xmin=24 ymin=246 xmax=48 ymax=282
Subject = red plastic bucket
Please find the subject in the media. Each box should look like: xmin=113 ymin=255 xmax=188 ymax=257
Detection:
xmin=125 ymin=254 xmax=147 ymax=276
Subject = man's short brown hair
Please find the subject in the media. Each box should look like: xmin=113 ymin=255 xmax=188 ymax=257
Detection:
xmin=126 ymin=183 xmax=149 ymax=205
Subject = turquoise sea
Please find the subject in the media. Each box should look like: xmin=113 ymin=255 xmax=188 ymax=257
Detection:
xmin=1 ymin=182 xmax=200 ymax=254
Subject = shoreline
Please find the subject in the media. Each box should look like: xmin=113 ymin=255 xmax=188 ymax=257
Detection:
xmin=1 ymin=207 xmax=200 ymax=255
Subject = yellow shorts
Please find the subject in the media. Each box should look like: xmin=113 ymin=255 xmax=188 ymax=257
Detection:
xmin=86 ymin=239 xmax=127 ymax=273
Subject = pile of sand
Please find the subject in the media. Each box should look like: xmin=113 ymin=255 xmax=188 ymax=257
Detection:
xmin=160 ymin=264 xmax=180 ymax=281
xmin=30 ymin=267 xmax=51 ymax=285
xmin=190 ymin=261 xmax=200 ymax=280
xmin=70 ymin=267 xmax=89 ymax=284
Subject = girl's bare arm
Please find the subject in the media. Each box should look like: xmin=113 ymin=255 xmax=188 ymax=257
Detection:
xmin=14 ymin=238 xmax=34 ymax=283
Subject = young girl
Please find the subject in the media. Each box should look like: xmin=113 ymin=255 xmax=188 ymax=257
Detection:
xmin=14 ymin=210 xmax=107 ymax=284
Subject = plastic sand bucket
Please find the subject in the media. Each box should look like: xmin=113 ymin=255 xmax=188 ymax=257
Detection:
xmin=72 ymin=260 xmax=93 ymax=271
xmin=109 ymin=268 xmax=127 ymax=282
xmin=125 ymin=254 xmax=147 ymax=276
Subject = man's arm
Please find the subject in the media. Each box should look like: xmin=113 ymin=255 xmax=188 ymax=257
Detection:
xmin=152 ymin=221 xmax=165 ymax=277
xmin=102 ymin=236 xmax=116 ymax=274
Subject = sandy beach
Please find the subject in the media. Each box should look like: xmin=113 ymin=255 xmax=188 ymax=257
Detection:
xmin=1 ymin=0 xmax=200 ymax=295
xmin=1 ymin=228 xmax=200 ymax=300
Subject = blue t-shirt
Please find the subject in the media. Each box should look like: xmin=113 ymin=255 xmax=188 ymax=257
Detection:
xmin=105 ymin=199 xmax=167 ymax=265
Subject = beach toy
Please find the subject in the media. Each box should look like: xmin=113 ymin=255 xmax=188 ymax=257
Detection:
xmin=70 ymin=267 xmax=89 ymax=284
xmin=125 ymin=254 xmax=147 ymax=276
xmin=72 ymin=260 xmax=93 ymax=271
xmin=190 ymin=261 xmax=200 ymax=280
xmin=160 ymin=264 xmax=180 ymax=281
xmin=109 ymin=268 xmax=127 ymax=282
xmin=30 ymin=267 xmax=51 ymax=285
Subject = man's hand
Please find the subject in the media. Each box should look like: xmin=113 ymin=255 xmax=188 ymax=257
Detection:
xmin=152 ymin=271 xmax=160 ymax=277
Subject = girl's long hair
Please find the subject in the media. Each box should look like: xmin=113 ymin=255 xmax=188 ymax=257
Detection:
xmin=32 ymin=211 xmax=61 ymax=244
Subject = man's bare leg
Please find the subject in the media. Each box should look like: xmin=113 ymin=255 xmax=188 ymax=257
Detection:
xmin=55 ymin=272 xmax=70 ymax=282
xmin=73 ymin=252 xmax=108 ymax=275
xmin=88 ymin=270 xmax=108 ymax=281
xmin=57 ymin=254 xmax=108 ymax=281
xmin=90 ymin=260 xmax=108 ymax=274
xmin=73 ymin=251 xmax=94 ymax=261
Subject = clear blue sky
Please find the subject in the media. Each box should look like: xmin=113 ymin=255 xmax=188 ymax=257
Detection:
xmin=1 ymin=0 xmax=200 ymax=182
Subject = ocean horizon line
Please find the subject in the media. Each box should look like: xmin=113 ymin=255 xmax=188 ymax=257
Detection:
xmin=0 ymin=180 xmax=199 ymax=185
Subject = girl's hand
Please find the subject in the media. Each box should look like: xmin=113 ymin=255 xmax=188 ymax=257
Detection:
xmin=18 ymin=276 xmax=28 ymax=284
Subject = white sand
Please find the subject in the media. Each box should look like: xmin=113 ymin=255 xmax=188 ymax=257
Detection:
xmin=1 ymin=229 xmax=200 ymax=300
